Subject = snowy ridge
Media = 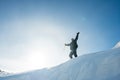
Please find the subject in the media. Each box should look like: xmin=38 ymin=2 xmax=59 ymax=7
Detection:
xmin=0 ymin=45 xmax=120 ymax=80
xmin=113 ymin=41 xmax=120 ymax=48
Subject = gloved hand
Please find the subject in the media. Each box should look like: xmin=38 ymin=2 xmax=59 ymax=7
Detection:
xmin=77 ymin=32 xmax=80 ymax=34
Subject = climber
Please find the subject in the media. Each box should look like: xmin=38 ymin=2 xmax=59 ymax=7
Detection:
xmin=65 ymin=32 xmax=80 ymax=59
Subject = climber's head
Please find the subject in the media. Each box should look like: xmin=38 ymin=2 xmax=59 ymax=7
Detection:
xmin=71 ymin=38 xmax=74 ymax=41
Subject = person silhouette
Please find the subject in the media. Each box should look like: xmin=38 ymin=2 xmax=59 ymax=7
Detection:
xmin=65 ymin=32 xmax=80 ymax=59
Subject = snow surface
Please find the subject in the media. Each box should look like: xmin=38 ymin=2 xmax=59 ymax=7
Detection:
xmin=0 ymin=45 xmax=120 ymax=80
xmin=0 ymin=70 xmax=11 ymax=77
xmin=113 ymin=41 xmax=120 ymax=48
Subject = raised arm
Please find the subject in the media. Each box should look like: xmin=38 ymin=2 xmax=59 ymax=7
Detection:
xmin=75 ymin=32 xmax=80 ymax=41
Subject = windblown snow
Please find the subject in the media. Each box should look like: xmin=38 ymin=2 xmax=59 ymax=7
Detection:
xmin=0 ymin=42 xmax=120 ymax=80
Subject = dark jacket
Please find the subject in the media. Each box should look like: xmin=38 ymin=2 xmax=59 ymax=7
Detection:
xmin=69 ymin=40 xmax=78 ymax=50
xmin=65 ymin=33 xmax=79 ymax=51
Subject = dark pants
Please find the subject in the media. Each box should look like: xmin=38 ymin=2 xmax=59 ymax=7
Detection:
xmin=69 ymin=50 xmax=77 ymax=59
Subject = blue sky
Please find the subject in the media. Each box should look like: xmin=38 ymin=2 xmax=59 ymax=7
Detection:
xmin=0 ymin=0 xmax=120 ymax=72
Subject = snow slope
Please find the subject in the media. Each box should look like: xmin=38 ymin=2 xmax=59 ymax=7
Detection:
xmin=0 ymin=42 xmax=120 ymax=80
xmin=0 ymin=70 xmax=11 ymax=77
xmin=113 ymin=41 xmax=120 ymax=48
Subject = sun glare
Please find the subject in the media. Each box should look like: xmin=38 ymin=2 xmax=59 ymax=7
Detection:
xmin=26 ymin=48 xmax=50 ymax=69
xmin=22 ymin=25 xmax=66 ymax=71
xmin=1 ymin=18 xmax=68 ymax=73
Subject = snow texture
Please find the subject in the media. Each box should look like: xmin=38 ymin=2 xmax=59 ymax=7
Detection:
xmin=0 ymin=70 xmax=11 ymax=77
xmin=0 ymin=43 xmax=120 ymax=80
